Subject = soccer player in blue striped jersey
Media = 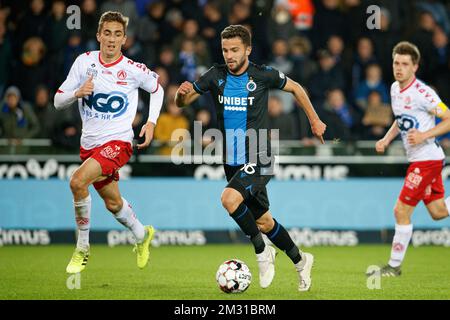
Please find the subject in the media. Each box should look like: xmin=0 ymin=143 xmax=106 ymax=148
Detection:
xmin=175 ymin=25 xmax=326 ymax=292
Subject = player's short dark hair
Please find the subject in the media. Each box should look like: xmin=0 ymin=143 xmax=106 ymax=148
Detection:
xmin=221 ymin=25 xmax=252 ymax=47
xmin=98 ymin=11 xmax=129 ymax=34
xmin=392 ymin=41 xmax=421 ymax=65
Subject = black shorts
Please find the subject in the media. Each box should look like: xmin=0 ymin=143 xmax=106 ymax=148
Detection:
xmin=224 ymin=164 xmax=273 ymax=220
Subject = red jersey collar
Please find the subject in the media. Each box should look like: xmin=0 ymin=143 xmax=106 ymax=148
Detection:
xmin=98 ymin=52 xmax=123 ymax=68
xmin=399 ymin=77 xmax=416 ymax=93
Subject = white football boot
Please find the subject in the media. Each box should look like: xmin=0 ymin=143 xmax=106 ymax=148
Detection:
xmin=256 ymin=245 xmax=276 ymax=288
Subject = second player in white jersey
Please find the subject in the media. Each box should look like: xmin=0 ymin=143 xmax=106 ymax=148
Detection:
xmin=55 ymin=50 xmax=162 ymax=149
xmin=390 ymin=77 xmax=446 ymax=162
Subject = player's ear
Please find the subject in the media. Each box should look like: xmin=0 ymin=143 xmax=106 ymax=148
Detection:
xmin=96 ymin=32 xmax=101 ymax=43
xmin=246 ymin=45 xmax=252 ymax=57
xmin=122 ymin=35 xmax=127 ymax=46
xmin=413 ymin=63 xmax=419 ymax=73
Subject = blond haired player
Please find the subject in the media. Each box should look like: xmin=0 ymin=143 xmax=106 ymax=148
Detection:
xmin=54 ymin=12 xmax=164 ymax=273
xmin=367 ymin=41 xmax=450 ymax=277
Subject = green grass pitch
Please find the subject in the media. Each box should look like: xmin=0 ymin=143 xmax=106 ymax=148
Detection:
xmin=1 ymin=244 xmax=449 ymax=300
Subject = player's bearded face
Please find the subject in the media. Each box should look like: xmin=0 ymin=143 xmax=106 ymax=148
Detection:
xmin=222 ymin=38 xmax=251 ymax=73
xmin=393 ymin=54 xmax=418 ymax=83
xmin=97 ymin=21 xmax=126 ymax=59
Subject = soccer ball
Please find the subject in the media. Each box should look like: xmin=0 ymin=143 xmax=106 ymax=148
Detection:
xmin=215 ymin=259 xmax=252 ymax=293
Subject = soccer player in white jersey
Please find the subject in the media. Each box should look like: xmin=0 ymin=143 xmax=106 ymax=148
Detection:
xmin=367 ymin=41 xmax=450 ymax=277
xmin=54 ymin=11 xmax=164 ymax=274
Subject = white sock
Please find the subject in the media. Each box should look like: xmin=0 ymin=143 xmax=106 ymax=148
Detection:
xmin=388 ymin=224 xmax=413 ymax=268
xmin=114 ymin=197 xmax=146 ymax=243
xmin=444 ymin=197 xmax=450 ymax=215
xmin=74 ymin=195 xmax=91 ymax=250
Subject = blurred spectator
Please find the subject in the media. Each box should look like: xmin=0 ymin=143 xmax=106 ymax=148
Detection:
xmin=431 ymin=26 xmax=450 ymax=103
xmin=268 ymin=96 xmax=296 ymax=140
xmin=277 ymin=0 xmax=315 ymax=35
xmin=351 ymin=37 xmax=377 ymax=92
xmin=228 ymin=1 xmax=252 ymax=25
xmin=267 ymin=2 xmax=297 ymax=45
xmin=101 ymin=0 xmax=139 ymax=35
xmin=410 ymin=11 xmax=437 ymax=81
xmin=122 ymin=30 xmax=144 ymax=62
xmin=201 ymin=1 xmax=227 ymax=61
xmin=193 ymin=108 xmax=215 ymax=147
xmin=135 ymin=0 xmax=155 ymax=17
xmin=270 ymin=39 xmax=293 ymax=76
xmin=288 ymin=36 xmax=317 ymax=86
xmin=153 ymin=66 xmax=170 ymax=89
xmin=308 ymin=49 xmax=345 ymax=107
xmin=322 ymin=89 xmax=356 ymax=141
xmin=416 ymin=0 xmax=450 ymax=34
xmin=52 ymin=109 xmax=82 ymax=151
xmin=33 ymin=85 xmax=57 ymax=139
xmin=0 ymin=20 xmax=12 ymax=97
xmin=354 ymin=64 xmax=389 ymax=111
xmin=63 ymin=31 xmax=85 ymax=77
xmin=154 ymin=89 xmax=190 ymax=156
xmin=172 ymin=19 xmax=210 ymax=67
xmin=361 ymin=90 xmax=392 ymax=140
xmin=311 ymin=0 xmax=347 ymax=51
xmin=0 ymin=86 xmax=40 ymax=141
xmin=326 ymin=34 xmax=353 ymax=78
xmin=11 ymin=37 xmax=49 ymax=102
xmin=342 ymin=0 xmax=366 ymax=46
xmin=269 ymin=39 xmax=295 ymax=113
xmin=14 ymin=0 xmax=47 ymax=55
xmin=138 ymin=1 xmax=166 ymax=66
xmin=45 ymin=0 xmax=69 ymax=89
xmin=81 ymin=0 xmax=101 ymax=51
xmin=369 ymin=7 xmax=401 ymax=84
xmin=178 ymin=39 xmax=198 ymax=82
xmin=155 ymin=46 xmax=181 ymax=84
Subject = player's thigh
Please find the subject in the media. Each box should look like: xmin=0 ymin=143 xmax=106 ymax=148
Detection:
xmin=393 ymin=199 xmax=415 ymax=223
xmin=71 ymin=158 xmax=104 ymax=187
xmin=97 ymin=180 xmax=123 ymax=213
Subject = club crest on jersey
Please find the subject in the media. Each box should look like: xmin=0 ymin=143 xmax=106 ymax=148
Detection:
xmin=117 ymin=70 xmax=127 ymax=80
xmin=246 ymin=79 xmax=257 ymax=92
xmin=86 ymin=68 xmax=98 ymax=78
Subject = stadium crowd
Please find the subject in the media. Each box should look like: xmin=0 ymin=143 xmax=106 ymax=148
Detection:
xmin=0 ymin=0 xmax=449 ymax=151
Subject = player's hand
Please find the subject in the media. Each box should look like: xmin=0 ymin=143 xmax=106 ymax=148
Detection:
xmin=407 ymin=128 xmax=426 ymax=146
xmin=177 ymin=81 xmax=193 ymax=96
xmin=310 ymin=118 xmax=326 ymax=144
xmin=75 ymin=75 xmax=94 ymax=98
xmin=137 ymin=121 xmax=155 ymax=149
xmin=375 ymin=138 xmax=389 ymax=153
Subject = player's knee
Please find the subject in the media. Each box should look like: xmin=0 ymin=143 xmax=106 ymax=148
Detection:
xmin=393 ymin=204 xmax=409 ymax=223
xmin=105 ymin=198 xmax=123 ymax=214
xmin=69 ymin=175 xmax=86 ymax=194
xmin=221 ymin=190 xmax=239 ymax=213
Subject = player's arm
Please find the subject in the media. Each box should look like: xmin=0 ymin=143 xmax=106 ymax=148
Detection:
xmin=54 ymin=57 xmax=92 ymax=110
xmin=282 ymin=77 xmax=327 ymax=144
xmin=376 ymin=120 xmax=399 ymax=153
xmin=175 ymin=81 xmax=201 ymax=108
xmin=408 ymin=102 xmax=450 ymax=146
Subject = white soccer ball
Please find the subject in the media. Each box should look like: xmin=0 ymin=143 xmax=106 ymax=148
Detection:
xmin=215 ymin=259 xmax=252 ymax=293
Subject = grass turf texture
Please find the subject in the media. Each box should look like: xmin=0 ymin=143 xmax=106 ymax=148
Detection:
xmin=0 ymin=244 xmax=449 ymax=300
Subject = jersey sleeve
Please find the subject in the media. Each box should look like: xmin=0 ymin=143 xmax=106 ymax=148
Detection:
xmin=58 ymin=55 xmax=83 ymax=92
xmin=192 ymin=66 xmax=216 ymax=94
xmin=420 ymin=85 xmax=444 ymax=115
xmin=136 ymin=66 xmax=159 ymax=93
xmin=262 ymin=66 xmax=287 ymax=90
